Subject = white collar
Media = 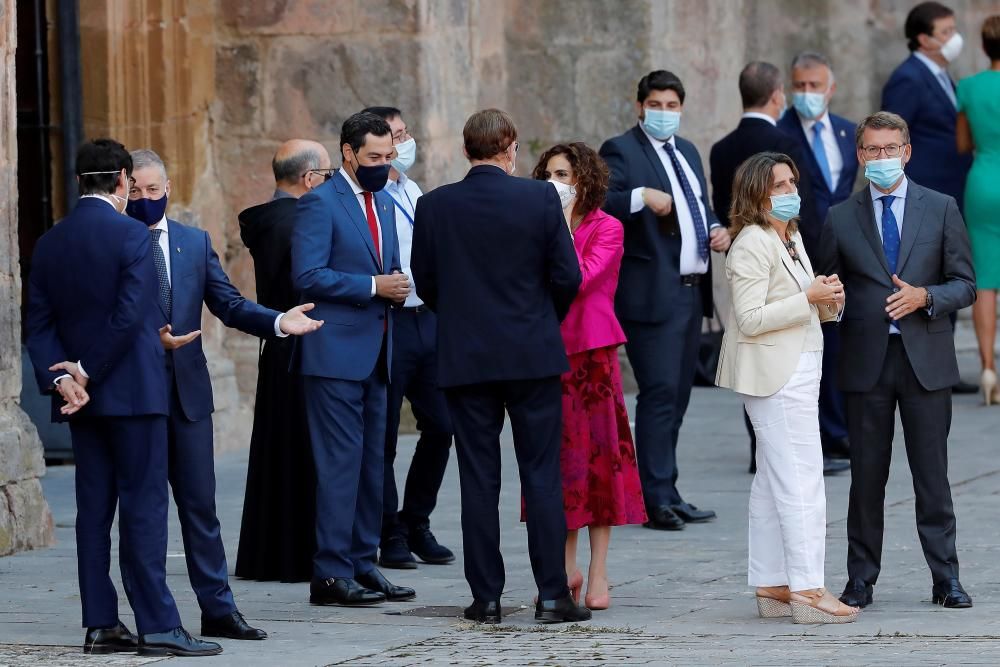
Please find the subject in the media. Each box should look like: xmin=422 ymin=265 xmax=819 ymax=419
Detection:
xmin=638 ymin=123 xmax=677 ymax=148
xmin=79 ymin=193 xmax=119 ymax=208
xmin=741 ymin=111 xmax=777 ymax=126
xmin=340 ymin=167 xmax=364 ymax=196
xmin=799 ymin=110 xmax=832 ymax=133
xmin=869 ymin=176 xmax=909 ymax=202
xmin=913 ymin=51 xmax=947 ymax=77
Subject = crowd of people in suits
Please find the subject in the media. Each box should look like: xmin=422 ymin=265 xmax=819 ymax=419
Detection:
xmin=23 ymin=0 xmax=999 ymax=656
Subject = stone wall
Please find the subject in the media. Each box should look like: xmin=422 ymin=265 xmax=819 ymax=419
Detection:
xmin=1 ymin=2 xmax=54 ymax=555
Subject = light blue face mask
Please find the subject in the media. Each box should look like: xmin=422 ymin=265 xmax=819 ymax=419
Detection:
xmin=391 ymin=138 xmax=416 ymax=173
xmin=641 ymin=109 xmax=682 ymax=140
xmin=864 ymin=157 xmax=904 ymax=190
xmin=769 ymin=192 xmax=801 ymax=222
xmin=791 ymin=92 xmax=827 ymax=120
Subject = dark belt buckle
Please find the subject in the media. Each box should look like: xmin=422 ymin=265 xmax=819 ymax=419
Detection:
xmin=680 ymin=274 xmax=701 ymax=287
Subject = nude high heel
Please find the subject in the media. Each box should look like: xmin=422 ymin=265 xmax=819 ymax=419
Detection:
xmin=755 ymin=586 xmax=791 ymax=618
xmin=568 ymin=570 xmax=584 ymax=605
xmin=584 ymin=576 xmax=610 ymax=610
xmin=982 ymin=369 xmax=998 ymax=406
xmin=790 ymin=588 xmax=860 ymax=624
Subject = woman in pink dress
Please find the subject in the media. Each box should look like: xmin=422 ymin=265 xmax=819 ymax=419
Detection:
xmin=531 ymin=142 xmax=647 ymax=610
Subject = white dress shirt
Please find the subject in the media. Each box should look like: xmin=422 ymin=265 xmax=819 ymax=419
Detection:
xmin=628 ymin=127 xmax=712 ymax=275
xmin=798 ymin=110 xmax=843 ymax=192
xmin=385 ymin=172 xmax=424 ymax=307
xmin=869 ymin=177 xmax=910 ymax=334
xmin=341 ymin=168 xmax=385 ymax=297
xmin=913 ymin=51 xmax=958 ymax=108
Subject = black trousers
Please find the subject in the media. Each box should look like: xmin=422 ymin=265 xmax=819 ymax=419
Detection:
xmin=383 ymin=308 xmax=453 ymax=540
xmin=844 ymin=336 xmax=959 ymax=586
xmin=445 ymin=377 xmax=569 ymax=603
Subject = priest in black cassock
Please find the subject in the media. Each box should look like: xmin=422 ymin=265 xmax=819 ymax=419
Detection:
xmin=235 ymin=139 xmax=333 ymax=582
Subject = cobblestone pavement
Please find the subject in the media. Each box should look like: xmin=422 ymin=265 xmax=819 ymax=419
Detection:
xmin=1 ymin=350 xmax=998 ymax=666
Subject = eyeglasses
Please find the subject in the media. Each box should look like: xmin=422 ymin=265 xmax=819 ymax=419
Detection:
xmin=392 ymin=128 xmax=414 ymax=143
xmin=304 ymin=169 xmax=335 ymax=182
xmin=862 ymin=144 xmax=906 ymax=159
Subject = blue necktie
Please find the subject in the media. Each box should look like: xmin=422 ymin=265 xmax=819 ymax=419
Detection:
xmin=662 ymin=142 xmax=709 ymax=261
xmin=937 ymin=70 xmax=958 ymax=108
xmin=880 ymin=195 xmax=900 ymax=329
xmin=811 ymin=121 xmax=834 ymax=192
xmin=150 ymin=228 xmax=172 ymax=317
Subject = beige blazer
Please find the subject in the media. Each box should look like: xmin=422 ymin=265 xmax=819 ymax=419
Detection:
xmin=715 ymin=224 xmax=839 ymax=397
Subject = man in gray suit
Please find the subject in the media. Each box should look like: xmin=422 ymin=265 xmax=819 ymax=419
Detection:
xmin=818 ymin=111 xmax=976 ymax=610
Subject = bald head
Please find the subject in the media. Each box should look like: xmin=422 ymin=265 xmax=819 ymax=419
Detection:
xmin=272 ymin=139 xmax=332 ymax=197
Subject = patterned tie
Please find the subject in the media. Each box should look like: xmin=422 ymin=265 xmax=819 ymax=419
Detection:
xmin=811 ymin=121 xmax=834 ymax=192
xmin=880 ymin=195 xmax=900 ymax=328
xmin=662 ymin=142 xmax=709 ymax=261
xmin=362 ymin=191 xmax=382 ymax=268
xmin=150 ymin=228 xmax=172 ymax=317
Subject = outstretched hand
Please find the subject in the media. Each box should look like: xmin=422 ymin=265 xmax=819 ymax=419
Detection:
xmin=280 ymin=303 xmax=324 ymax=336
xmin=160 ymin=324 xmax=202 ymax=350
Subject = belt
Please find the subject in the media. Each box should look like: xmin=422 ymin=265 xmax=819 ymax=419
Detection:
xmin=402 ymin=305 xmax=428 ymax=313
xmin=680 ymin=274 xmax=703 ymax=287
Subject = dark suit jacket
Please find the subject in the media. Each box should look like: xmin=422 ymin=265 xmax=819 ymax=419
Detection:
xmin=881 ymin=54 xmax=973 ymax=210
xmin=25 ymin=197 xmax=168 ymax=419
xmin=599 ymin=125 xmax=717 ymax=322
xmin=411 ymin=165 xmax=581 ymax=388
xmin=710 ymin=117 xmax=821 ymax=256
xmin=239 ymin=197 xmax=299 ymax=313
xmin=777 ymin=109 xmax=858 ymax=224
xmin=165 ymin=219 xmax=279 ymax=422
xmin=817 ymin=181 xmax=976 ymax=392
xmin=291 ymin=170 xmax=401 ymax=381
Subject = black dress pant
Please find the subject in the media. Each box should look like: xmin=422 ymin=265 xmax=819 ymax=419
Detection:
xmin=844 ymin=336 xmax=959 ymax=586
xmin=445 ymin=377 xmax=569 ymax=603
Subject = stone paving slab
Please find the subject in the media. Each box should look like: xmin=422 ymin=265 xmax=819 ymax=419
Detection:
xmin=1 ymin=351 xmax=999 ymax=665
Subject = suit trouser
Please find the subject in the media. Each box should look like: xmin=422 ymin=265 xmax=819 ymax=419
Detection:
xmin=383 ymin=309 xmax=453 ymax=540
xmin=166 ymin=387 xmax=237 ymax=618
xmin=70 ymin=415 xmax=181 ymax=634
xmin=845 ymin=336 xmax=959 ymax=586
xmin=445 ymin=377 xmax=569 ymax=603
xmin=743 ymin=352 xmax=826 ymax=591
xmin=621 ymin=286 xmax=702 ymax=507
xmin=304 ymin=364 xmax=387 ymax=580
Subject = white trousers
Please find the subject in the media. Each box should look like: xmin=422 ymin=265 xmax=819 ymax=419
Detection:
xmin=743 ymin=351 xmax=826 ymax=591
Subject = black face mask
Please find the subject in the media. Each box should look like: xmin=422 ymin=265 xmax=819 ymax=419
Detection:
xmin=351 ymin=156 xmax=391 ymax=192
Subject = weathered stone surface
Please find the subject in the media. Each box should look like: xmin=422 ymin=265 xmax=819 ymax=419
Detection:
xmin=219 ymin=0 xmax=354 ymax=35
xmin=216 ymin=43 xmax=262 ymax=131
xmin=0 ymin=478 xmax=55 ymax=556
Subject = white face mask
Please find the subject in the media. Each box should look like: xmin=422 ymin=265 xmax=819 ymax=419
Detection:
xmin=937 ymin=32 xmax=964 ymax=62
xmin=548 ymin=179 xmax=577 ymax=208
xmin=391 ymin=138 xmax=416 ymax=173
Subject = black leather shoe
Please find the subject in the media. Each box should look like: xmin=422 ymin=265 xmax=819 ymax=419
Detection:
xmin=379 ymin=534 xmax=418 ymax=569
xmin=137 ymin=627 xmax=222 ymax=657
xmin=643 ymin=505 xmax=685 ymax=531
xmin=408 ymin=526 xmax=456 ymax=565
xmin=823 ymin=457 xmax=851 ymax=475
xmin=669 ymin=503 xmax=717 ymax=523
xmin=463 ymin=599 xmax=502 ymax=624
xmin=535 ymin=595 xmax=593 ymax=623
xmin=83 ymin=621 xmax=137 ymax=654
xmin=932 ymin=578 xmax=973 ymax=608
xmin=953 ymin=380 xmax=979 ymax=394
xmin=201 ymin=610 xmax=267 ymax=640
xmin=839 ymin=580 xmax=874 ymax=608
xmin=356 ymin=568 xmax=416 ymax=601
xmin=310 ymin=577 xmax=386 ymax=606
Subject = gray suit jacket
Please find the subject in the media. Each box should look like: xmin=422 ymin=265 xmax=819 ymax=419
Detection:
xmin=817 ymin=180 xmax=975 ymax=393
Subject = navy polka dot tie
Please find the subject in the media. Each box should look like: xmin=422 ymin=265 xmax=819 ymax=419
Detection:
xmin=663 ymin=142 xmax=709 ymax=261
xmin=150 ymin=228 xmax=172 ymax=317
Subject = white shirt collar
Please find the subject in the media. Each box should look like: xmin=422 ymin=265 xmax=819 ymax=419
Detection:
xmin=799 ymin=110 xmax=832 ymax=133
xmin=79 ymin=193 xmax=118 ymax=208
xmin=869 ymin=175 xmax=909 ymax=202
xmin=390 ymin=170 xmax=409 ymax=189
xmin=638 ymin=123 xmax=677 ymax=148
xmin=913 ymin=51 xmax=946 ymax=77
xmin=741 ymin=111 xmax=777 ymax=126
xmin=151 ymin=216 xmax=168 ymax=233
xmin=340 ymin=167 xmax=364 ymax=196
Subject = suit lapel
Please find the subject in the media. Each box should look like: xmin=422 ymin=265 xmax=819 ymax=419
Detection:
xmin=854 ymin=190 xmax=892 ymax=278
xmin=895 ymin=184 xmax=926 ymax=275
xmin=631 ymin=125 xmax=671 ymax=195
xmin=334 ymin=171 xmax=381 ymax=269
xmin=910 ymin=54 xmax=956 ymax=118
xmin=789 ymin=117 xmax=830 ymax=197
xmin=374 ymin=191 xmax=394 ymax=271
xmin=166 ymin=219 xmax=187 ymax=320
xmin=833 ymin=118 xmax=854 ymax=188
xmin=767 ymin=226 xmax=801 ymax=288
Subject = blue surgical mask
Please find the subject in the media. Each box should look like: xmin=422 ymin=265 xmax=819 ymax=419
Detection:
xmin=791 ymin=92 xmax=827 ymax=120
xmin=391 ymin=138 xmax=416 ymax=173
xmin=641 ymin=109 xmax=682 ymax=140
xmin=126 ymin=195 xmax=169 ymax=226
xmin=769 ymin=192 xmax=801 ymax=222
xmin=864 ymin=157 xmax=904 ymax=190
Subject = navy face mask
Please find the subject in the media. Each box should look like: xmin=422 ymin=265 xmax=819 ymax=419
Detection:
xmin=350 ymin=154 xmax=391 ymax=192
xmin=126 ymin=195 xmax=169 ymax=226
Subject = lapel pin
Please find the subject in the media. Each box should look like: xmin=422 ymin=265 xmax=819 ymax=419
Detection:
xmin=839 ymin=129 xmax=846 ymax=137
xmin=176 ymin=247 xmax=181 ymax=253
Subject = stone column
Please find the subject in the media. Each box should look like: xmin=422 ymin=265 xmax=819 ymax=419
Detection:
xmin=0 ymin=2 xmax=55 ymax=556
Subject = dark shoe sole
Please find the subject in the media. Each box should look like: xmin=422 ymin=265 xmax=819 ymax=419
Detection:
xmin=535 ymin=612 xmax=592 ymax=624
xmin=137 ymin=647 xmax=224 ymax=657
xmin=309 ymin=597 xmax=384 ymax=606
xmin=675 ymin=515 xmax=716 ymax=523
xmin=932 ymin=595 xmax=973 ymax=608
xmin=414 ymin=554 xmax=456 ymax=565
xmin=83 ymin=645 xmax=136 ymax=654
xmin=379 ymin=558 xmax=419 ymax=570
xmin=200 ymin=630 xmax=268 ymax=640
xmin=642 ymin=521 xmax=684 ymax=531
xmin=385 ymin=593 xmax=417 ymax=602
xmin=839 ymin=595 xmax=872 ymax=609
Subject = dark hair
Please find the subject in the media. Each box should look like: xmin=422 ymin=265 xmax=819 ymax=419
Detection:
xmin=463 ymin=109 xmax=517 ymax=161
xmin=983 ymin=15 xmax=1000 ymax=61
xmin=531 ymin=142 xmax=610 ymax=218
xmin=362 ymin=106 xmax=403 ymax=122
xmin=739 ymin=61 xmax=783 ymax=109
xmin=637 ymin=70 xmax=686 ymax=104
xmin=729 ymin=152 xmax=800 ymax=238
xmin=76 ymin=138 xmax=132 ymax=195
xmin=272 ymin=148 xmax=321 ymax=184
xmin=905 ymin=2 xmax=954 ymax=51
xmin=339 ymin=112 xmax=392 ymax=158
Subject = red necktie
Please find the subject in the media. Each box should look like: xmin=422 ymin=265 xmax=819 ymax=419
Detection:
xmin=363 ymin=191 xmax=382 ymax=268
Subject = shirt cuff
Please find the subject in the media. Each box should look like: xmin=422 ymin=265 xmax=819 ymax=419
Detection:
xmin=53 ymin=374 xmax=71 ymax=387
xmin=629 ymin=188 xmax=645 ymax=214
xmin=371 ymin=277 xmax=378 ymax=298
xmin=77 ymin=360 xmax=88 ymax=379
xmin=273 ymin=313 xmax=289 ymax=338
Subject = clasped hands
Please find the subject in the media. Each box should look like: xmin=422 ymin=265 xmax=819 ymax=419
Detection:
xmin=806 ymin=274 xmax=845 ymax=308
xmin=375 ymin=271 xmax=412 ymax=304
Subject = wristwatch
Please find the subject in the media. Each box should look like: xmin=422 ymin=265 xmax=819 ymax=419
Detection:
xmin=924 ymin=288 xmax=934 ymax=311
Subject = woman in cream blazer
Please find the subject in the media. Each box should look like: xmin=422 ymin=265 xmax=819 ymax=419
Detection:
xmin=716 ymin=152 xmax=856 ymax=624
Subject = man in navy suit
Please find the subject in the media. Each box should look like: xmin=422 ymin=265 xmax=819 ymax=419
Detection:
xmin=292 ymin=111 xmax=415 ymax=607
xmin=26 ymin=139 xmax=221 ymax=657
xmin=601 ymin=71 xmax=728 ymax=532
xmin=411 ymin=108 xmax=587 ymax=624
xmin=124 ymin=149 xmax=322 ymax=640
xmin=882 ymin=1 xmax=978 ymax=395
xmin=778 ymin=51 xmax=858 ymax=472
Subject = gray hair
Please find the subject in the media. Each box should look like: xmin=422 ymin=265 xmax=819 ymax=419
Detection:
xmin=790 ymin=51 xmax=835 ymax=83
xmin=130 ymin=149 xmax=168 ymax=179
xmin=855 ymin=111 xmax=911 ymax=149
